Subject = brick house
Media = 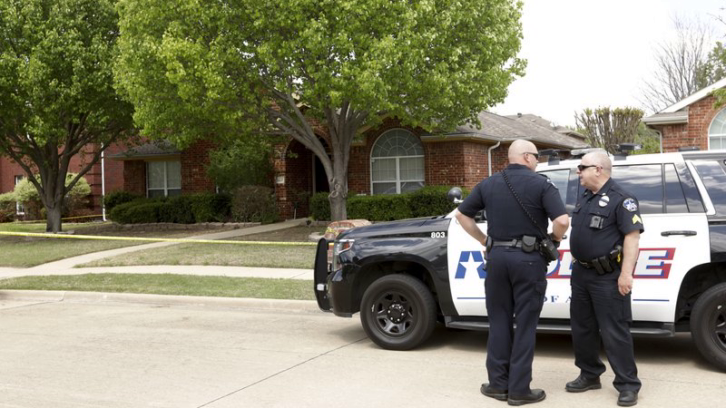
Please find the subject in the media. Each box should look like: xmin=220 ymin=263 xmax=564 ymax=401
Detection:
xmin=643 ymin=77 xmax=726 ymax=151
xmin=0 ymin=111 xmax=587 ymax=221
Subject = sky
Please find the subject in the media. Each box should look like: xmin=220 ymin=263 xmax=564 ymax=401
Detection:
xmin=491 ymin=0 xmax=726 ymax=128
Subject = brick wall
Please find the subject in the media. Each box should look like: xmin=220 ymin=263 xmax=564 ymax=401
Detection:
xmin=276 ymin=139 xmax=313 ymax=219
xmin=123 ymin=160 xmax=146 ymax=196
xmin=653 ymin=95 xmax=720 ymax=152
xmin=181 ymin=139 xmax=216 ymax=193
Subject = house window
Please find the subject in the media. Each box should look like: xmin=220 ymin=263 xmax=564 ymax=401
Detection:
xmin=14 ymin=175 xmax=24 ymax=214
xmin=708 ymin=109 xmax=726 ymax=149
xmin=147 ymin=160 xmax=181 ymax=198
xmin=371 ymin=129 xmax=425 ymax=194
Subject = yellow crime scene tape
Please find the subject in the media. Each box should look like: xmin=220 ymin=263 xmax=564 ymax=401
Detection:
xmin=0 ymin=231 xmax=317 ymax=246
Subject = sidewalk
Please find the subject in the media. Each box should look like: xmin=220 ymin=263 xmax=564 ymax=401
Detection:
xmin=0 ymin=218 xmax=315 ymax=281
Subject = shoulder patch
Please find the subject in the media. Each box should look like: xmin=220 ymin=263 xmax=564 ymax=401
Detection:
xmin=623 ymin=198 xmax=638 ymax=212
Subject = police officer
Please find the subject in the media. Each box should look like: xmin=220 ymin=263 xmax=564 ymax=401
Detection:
xmin=456 ymin=139 xmax=569 ymax=406
xmin=566 ymin=151 xmax=642 ymax=407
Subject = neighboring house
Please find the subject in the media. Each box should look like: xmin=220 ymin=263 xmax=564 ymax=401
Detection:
xmin=643 ymin=76 xmax=726 ymax=151
xmin=0 ymin=111 xmax=587 ymax=221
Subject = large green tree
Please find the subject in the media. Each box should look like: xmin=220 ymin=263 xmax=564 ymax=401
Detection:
xmin=114 ymin=0 xmax=525 ymax=220
xmin=0 ymin=0 xmax=134 ymax=232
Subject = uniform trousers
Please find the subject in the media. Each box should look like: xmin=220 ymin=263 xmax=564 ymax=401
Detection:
xmin=485 ymin=247 xmax=548 ymax=394
xmin=570 ymin=264 xmax=641 ymax=392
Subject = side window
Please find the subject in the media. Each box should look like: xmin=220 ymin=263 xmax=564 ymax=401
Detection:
xmin=612 ymin=165 xmax=663 ymax=214
xmin=691 ymin=159 xmax=726 ymax=217
xmin=538 ymin=169 xmax=569 ymax=208
xmin=664 ymin=164 xmax=688 ymax=213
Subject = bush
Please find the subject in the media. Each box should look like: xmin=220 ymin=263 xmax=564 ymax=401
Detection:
xmin=104 ymin=191 xmax=142 ymax=213
xmin=158 ymin=196 xmax=194 ymax=224
xmin=408 ymin=186 xmax=468 ymax=218
xmin=231 ymin=186 xmax=279 ymax=224
xmin=109 ymin=201 xmax=163 ymax=224
xmin=309 ymin=192 xmax=330 ymax=221
xmin=0 ymin=192 xmax=16 ymax=222
xmin=348 ymin=194 xmax=412 ymax=221
xmin=13 ymin=173 xmax=91 ymax=219
xmin=189 ymin=193 xmax=231 ymax=222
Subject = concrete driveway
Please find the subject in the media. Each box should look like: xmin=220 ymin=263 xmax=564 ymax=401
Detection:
xmin=0 ymin=295 xmax=723 ymax=408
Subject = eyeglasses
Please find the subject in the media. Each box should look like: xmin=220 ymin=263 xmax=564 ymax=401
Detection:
xmin=577 ymin=164 xmax=598 ymax=171
xmin=524 ymin=152 xmax=539 ymax=160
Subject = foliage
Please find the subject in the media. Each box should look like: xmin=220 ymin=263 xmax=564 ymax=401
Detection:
xmin=230 ymin=186 xmax=279 ymax=224
xmin=109 ymin=201 xmax=163 ymax=224
xmin=575 ymin=107 xmax=644 ymax=154
xmin=206 ymin=138 xmax=274 ymax=192
xmin=189 ymin=193 xmax=231 ymax=223
xmin=0 ymin=192 xmax=15 ymax=222
xmin=309 ymin=192 xmax=331 ymax=221
xmin=0 ymin=0 xmax=135 ymax=232
xmin=633 ymin=123 xmax=661 ymax=155
xmin=114 ymin=0 xmax=526 ymax=220
xmin=104 ymin=191 xmax=143 ymax=213
xmin=14 ymin=173 xmax=91 ymax=219
xmin=310 ymin=186 xmax=468 ymax=221
xmin=158 ymin=196 xmax=195 ymax=224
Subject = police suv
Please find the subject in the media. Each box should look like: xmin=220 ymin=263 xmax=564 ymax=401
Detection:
xmin=313 ymin=149 xmax=726 ymax=371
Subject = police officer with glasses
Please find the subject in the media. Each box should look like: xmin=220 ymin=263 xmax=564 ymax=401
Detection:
xmin=456 ymin=139 xmax=569 ymax=406
xmin=566 ymin=151 xmax=643 ymax=407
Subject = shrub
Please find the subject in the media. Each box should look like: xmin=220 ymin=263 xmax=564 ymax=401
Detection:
xmin=104 ymin=191 xmax=142 ymax=213
xmin=189 ymin=193 xmax=231 ymax=222
xmin=348 ymin=194 xmax=412 ymax=221
xmin=0 ymin=192 xmax=16 ymax=223
xmin=231 ymin=186 xmax=279 ymax=224
xmin=408 ymin=186 xmax=469 ymax=217
xmin=109 ymin=201 xmax=163 ymax=224
xmin=309 ymin=192 xmax=330 ymax=221
xmin=13 ymin=173 xmax=91 ymax=219
xmin=158 ymin=196 xmax=194 ymax=224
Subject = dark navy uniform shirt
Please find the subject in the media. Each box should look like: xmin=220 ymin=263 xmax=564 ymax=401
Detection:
xmin=458 ymin=164 xmax=566 ymax=241
xmin=570 ymin=178 xmax=644 ymax=261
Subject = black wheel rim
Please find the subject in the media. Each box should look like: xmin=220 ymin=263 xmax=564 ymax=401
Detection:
xmin=370 ymin=291 xmax=415 ymax=337
xmin=709 ymin=303 xmax=726 ymax=351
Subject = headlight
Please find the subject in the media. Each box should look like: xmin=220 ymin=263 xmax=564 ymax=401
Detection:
xmin=331 ymin=239 xmax=355 ymax=271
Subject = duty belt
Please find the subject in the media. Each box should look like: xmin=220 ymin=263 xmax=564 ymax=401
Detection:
xmin=492 ymin=239 xmax=541 ymax=250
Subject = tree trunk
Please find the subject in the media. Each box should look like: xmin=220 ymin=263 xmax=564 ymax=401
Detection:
xmin=45 ymin=204 xmax=62 ymax=233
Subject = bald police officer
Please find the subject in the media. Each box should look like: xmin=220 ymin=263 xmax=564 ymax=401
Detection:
xmin=566 ymin=151 xmax=643 ymax=407
xmin=456 ymin=139 xmax=569 ymax=406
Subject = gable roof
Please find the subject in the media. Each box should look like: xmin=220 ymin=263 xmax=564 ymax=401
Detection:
xmin=661 ymin=76 xmax=726 ymax=113
xmin=107 ymin=140 xmax=181 ymax=160
xmin=421 ymin=111 xmax=588 ymax=149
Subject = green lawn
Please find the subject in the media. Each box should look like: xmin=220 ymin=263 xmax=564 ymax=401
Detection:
xmin=0 ymin=273 xmax=314 ymax=300
xmin=80 ymin=242 xmax=316 ymax=269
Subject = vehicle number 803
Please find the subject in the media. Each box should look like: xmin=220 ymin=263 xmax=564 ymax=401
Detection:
xmin=431 ymin=231 xmax=446 ymax=239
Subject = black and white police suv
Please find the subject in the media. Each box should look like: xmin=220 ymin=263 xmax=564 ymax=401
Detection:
xmin=313 ymin=148 xmax=726 ymax=371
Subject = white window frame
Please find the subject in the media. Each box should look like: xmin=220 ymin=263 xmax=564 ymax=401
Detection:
xmin=14 ymin=175 xmax=25 ymax=215
xmin=146 ymin=160 xmax=181 ymax=198
xmin=370 ymin=129 xmax=425 ymax=194
xmin=707 ymin=108 xmax=726 ymax=150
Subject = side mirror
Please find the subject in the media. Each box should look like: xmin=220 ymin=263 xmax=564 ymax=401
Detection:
xmin=447 ymin=187 xmax=463 ymax=204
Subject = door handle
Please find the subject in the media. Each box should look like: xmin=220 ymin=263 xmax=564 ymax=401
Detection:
xmin=661 ymin=230 xmax=697 ymax=237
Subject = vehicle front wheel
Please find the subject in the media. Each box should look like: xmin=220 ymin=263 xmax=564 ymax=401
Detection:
xmin=360 ymin=274 xmax=437 ymax=350
xmin=691 ymin=282 xmax=726 ymax=371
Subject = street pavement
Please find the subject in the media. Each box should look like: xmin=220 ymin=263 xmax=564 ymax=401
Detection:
xmin=0 ymin=294 xmax=724 ymax=408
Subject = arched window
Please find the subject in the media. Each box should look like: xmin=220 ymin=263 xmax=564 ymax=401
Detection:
xmin=708 ymin=109 xmax=726 ymax=149
xmin=370 ymin=129 xmax=424 ymax=194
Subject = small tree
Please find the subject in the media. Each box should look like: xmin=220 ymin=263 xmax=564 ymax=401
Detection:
xmin=14 ymin=173 xmax=91 ymax=220
xmin=575 ymin=107 xmax=644 ymax=154
xmin=206 ymin=137 xmax=274 ymax=192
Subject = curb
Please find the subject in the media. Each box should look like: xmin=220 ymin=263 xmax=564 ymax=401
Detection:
xmin=0 ymin=290 xmax=325 ymax=314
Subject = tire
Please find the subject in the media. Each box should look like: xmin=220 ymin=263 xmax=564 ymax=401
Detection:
xmin=360 ymin=274 xmax=437 ymax=350
xmin=691 ymin=282 xmax=726 ymax=371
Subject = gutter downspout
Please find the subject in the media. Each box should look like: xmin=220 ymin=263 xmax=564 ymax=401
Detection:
xmin=488 ymin=142 xmax=501 ymax=177
xmin=655 ymin=130 xmax=663 ymax=153
xmin=101 ymin=144 xmax=106 ymax=221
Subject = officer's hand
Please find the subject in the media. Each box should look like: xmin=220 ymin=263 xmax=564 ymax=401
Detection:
xmin=618 ymin=274 xmax=633 ymax=296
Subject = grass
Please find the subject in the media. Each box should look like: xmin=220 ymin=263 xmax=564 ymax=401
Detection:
xmin=0 ymin=222 xmax=242 ymax=268
xmin=0 ymin=273 xmax=315 ymax=300
xmin=78 ymin=225 xmax=323 ymax=269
